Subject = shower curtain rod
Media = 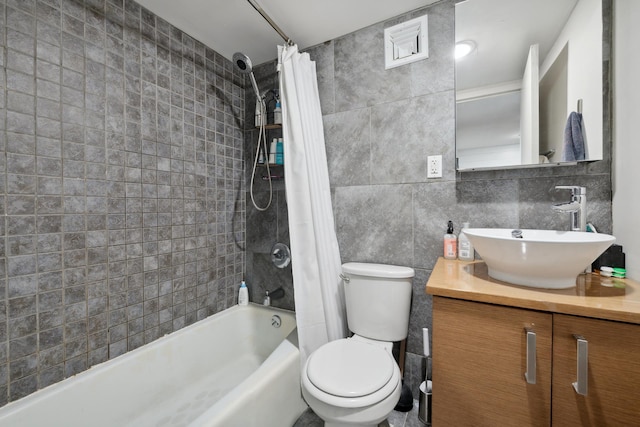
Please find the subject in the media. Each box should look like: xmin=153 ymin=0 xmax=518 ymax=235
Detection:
xmin=247 ymin=0 xmax=295 ymax=46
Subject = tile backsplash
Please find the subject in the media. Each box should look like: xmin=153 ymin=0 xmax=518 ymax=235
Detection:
xmin=0 ymin=0 xmax=246 ymax=404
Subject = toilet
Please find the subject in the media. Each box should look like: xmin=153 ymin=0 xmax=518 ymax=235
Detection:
xmin=301 ymin=262 xmax=415 ymax=427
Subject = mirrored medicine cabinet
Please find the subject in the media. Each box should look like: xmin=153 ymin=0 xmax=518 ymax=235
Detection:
xmin=454 ymin=0 xmax=610 ymax=171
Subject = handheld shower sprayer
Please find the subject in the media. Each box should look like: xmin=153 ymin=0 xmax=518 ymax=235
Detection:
xmin=232 ymin=52 xmax=262 ymax=103
xmin=233 ymin=52 xmax=273 ymax=211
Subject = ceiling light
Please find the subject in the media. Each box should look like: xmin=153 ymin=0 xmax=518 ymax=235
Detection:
xmin=455 ymin=40 xmax=476 ymax=59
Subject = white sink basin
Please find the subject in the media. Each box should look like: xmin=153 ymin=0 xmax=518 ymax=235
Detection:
xmin=463 ymin=228 xmax=616 ymax=289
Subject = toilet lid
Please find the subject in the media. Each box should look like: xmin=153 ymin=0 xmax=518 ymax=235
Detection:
xmin=306 ymin=339 xmax=395 ymax=398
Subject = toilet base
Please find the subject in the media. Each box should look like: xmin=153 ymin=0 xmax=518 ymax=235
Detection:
xmin=302 ymin=379 xmax=401 ymax=427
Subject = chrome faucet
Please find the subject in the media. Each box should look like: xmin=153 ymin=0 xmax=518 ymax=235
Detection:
xmin=552 ymin=186 xmax=586 ymax=231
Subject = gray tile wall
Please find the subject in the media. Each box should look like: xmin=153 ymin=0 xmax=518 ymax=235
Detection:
xmin=247 ymin=0 xmax=612 ymax=398
xmin=0 ymin=0 xmax=246 ymax=405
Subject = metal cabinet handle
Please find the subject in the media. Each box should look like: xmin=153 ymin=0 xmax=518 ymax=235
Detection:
xmin=572 ymin=335 xmax=588 ymax=396
xmin=524 ymin=329 xmax=536 ymax=384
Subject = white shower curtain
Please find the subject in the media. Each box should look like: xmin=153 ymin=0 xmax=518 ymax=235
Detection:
xmin=278 ymin=45 xmax=347 ymax=363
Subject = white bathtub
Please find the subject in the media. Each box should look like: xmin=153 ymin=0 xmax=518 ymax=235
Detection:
xmin=0 ymin=304 xmax=308 ymax=427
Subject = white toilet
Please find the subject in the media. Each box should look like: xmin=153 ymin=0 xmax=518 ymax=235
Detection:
xmin=301 ymin=262 xmax=415 ymax=427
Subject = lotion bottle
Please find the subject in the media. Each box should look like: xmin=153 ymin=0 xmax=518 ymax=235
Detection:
xmin=238 ymin=281 xmax=249 ymax=306
xmin=444 ymin=221 xmax=457 ymax=260
xmin=458 ymin=222 xmax=474 ymax=261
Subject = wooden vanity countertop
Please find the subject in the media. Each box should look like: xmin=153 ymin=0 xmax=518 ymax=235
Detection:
xmin=426 ymin=258 xmax=640 ymax=324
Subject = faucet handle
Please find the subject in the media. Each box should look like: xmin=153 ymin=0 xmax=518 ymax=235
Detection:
xmin=555 ymin=185 xmax=586 ymax=195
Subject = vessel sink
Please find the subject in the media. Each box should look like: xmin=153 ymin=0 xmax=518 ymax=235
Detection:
xmin=462 ymin=228 xmax=616 ymax=289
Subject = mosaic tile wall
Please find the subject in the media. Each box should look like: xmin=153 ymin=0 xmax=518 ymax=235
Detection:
xmin=0 ymin=0 xmax=246 ymax=404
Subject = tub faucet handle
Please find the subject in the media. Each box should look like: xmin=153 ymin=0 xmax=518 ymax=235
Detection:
xmin=263 ymin=290 xmax=271 ymax=306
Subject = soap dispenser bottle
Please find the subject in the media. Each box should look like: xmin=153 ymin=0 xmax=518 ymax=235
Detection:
xmin=444 ymin=221 xmax=457 ymax=260
xmin=238 ymin=281 xmax=249 ymax=306
xmin=458 ymin=222 xmax=474 ymax=261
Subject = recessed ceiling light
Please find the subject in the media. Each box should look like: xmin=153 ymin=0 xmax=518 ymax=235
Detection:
xmin=455 ymin=40 xmax=476 ymax=59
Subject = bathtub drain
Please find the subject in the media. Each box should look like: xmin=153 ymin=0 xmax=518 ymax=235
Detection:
xmin=271 ymin=315 xmax=282 ymax=328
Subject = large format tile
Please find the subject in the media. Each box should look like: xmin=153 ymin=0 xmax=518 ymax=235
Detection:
xmin=408 ymin=1 xmax=455 ymax=98
xmin=334 ymin=23 xmax=411 ymax=112
xmin=335 ymin=184 xmax=414 ymax=267
xmin=323 ymin=108 xmax=371 ymax=187
xmin=371 ymin=91 xmax=455 ymax=184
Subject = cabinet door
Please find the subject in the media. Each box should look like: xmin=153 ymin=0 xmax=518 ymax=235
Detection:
xmin=553 ymin=314 xmax=640 ymax=426
xmin=432 ymin=297 xmax=552 ymax=426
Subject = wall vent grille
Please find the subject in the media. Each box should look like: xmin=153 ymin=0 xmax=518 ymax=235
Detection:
xmin=384 ymin=14 xmax=429 ymax=69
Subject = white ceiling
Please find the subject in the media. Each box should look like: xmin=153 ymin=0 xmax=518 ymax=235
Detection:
xmin=134 ymin=0 xmax=440 ymax=66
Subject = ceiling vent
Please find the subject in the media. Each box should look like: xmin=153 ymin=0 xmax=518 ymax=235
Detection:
xmin=384 ymin=14 xmax=429 ymax=69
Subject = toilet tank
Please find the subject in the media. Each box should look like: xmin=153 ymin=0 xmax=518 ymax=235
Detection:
xmin=342 ymin=262 xmax=414 ymax=342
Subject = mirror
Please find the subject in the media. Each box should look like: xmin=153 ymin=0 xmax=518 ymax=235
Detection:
xmin=455 ymin=0 xmax=604 ymax=171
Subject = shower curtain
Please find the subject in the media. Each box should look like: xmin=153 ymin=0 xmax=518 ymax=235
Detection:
xmin=278 ymin=45 xmax=347 ymax=363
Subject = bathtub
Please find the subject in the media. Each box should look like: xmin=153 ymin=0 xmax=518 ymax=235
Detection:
xmin=0 ymin=304 xmax=308 ymax=427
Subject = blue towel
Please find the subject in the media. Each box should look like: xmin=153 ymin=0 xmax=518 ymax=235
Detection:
xmin=562 ymin=111 xmax=585 ymax=161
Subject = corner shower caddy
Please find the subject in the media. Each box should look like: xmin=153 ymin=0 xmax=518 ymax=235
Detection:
xmin=256 ymin=90 xmax=284 ymax=181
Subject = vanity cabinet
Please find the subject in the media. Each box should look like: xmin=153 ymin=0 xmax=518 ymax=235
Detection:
xmin=432 ymin=296 xmax=640 ymax=427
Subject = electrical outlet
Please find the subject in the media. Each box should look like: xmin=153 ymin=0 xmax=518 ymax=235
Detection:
xmin=427 ymin=155 xmax=442 ymax=178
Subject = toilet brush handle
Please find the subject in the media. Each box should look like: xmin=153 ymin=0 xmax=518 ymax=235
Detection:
xmin=423 ymin=328 xmax=430 ymax=357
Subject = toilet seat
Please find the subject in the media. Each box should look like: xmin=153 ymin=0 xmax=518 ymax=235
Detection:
xmin=302 ymin=338 xmax=401 ymax=409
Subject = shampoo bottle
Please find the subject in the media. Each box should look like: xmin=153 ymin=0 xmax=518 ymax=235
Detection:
xmin=238 ymin=281 xmax=249 ymax=306
xmin=444 ymin=221 xmax=457 ymax=260
xmin=458 ymin=222 xmax=474 ymax=261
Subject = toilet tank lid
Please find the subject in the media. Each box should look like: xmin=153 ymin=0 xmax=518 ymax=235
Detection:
xmin=342 ymin=262 xmax=415 ymax=279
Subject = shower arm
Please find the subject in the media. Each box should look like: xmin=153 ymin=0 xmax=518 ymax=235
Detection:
xmin=246 ymin=0 xmax=295 ymax=46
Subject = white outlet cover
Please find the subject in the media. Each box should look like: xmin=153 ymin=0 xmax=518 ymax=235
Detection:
xmin=427 ymin=155 xmax=442 ymax=178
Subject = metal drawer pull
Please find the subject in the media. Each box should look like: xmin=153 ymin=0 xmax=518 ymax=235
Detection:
xmin=573 ymin=336 xmax=588 ymax=396
xmin=524 ymin=329 xmax=536 ymax=384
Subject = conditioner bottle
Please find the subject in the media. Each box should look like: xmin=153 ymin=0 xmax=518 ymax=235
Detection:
xmin=458 ymin=222 xmax=474 ymax=261
xmin=444 ymin=221 xmax=457 ymax=260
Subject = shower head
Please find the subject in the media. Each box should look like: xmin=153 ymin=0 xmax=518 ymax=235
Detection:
xmin=233 ymin=52 xmax=253 ymax=74
xmin=233 ymin=52 xmax=262 ymax=102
